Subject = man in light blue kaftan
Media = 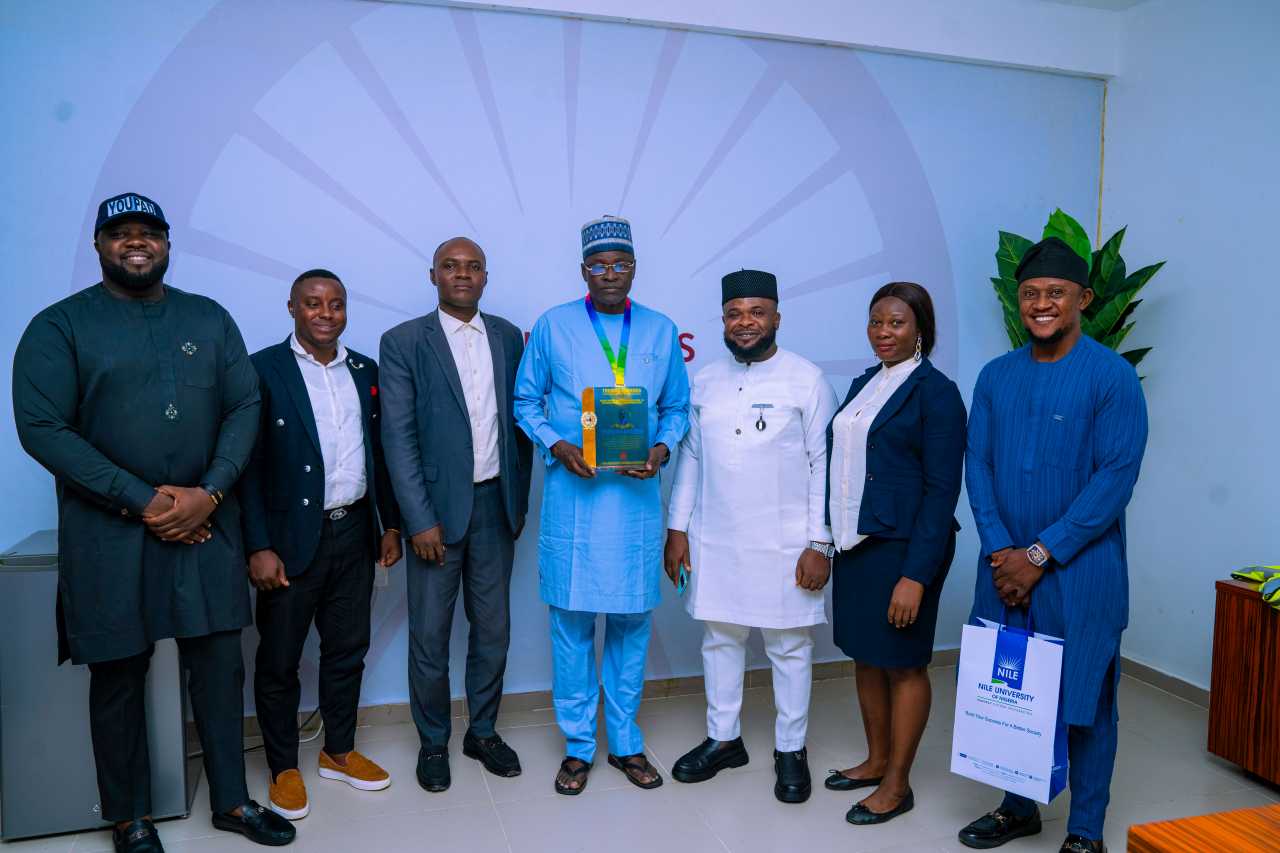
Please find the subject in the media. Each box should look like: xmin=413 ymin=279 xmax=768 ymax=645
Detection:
xmin=959 ymin=237 xmax=1148 ymax=853
xmin=513 ymin=216 xmax=690 ymax=793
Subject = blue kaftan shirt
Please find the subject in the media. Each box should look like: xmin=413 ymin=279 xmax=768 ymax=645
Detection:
xmin=966 ymin=335 xmax=1148 ymax=725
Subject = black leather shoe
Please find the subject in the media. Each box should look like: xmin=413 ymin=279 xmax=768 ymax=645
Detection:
xmin=672 ymin=737 xmax=750 ymax=783
xmin=211 ymin=802 xmax=295 ymax=846
xmin=113 ymin=818 xmax=164 ymax=852
xmin=958 ymin=807 xmax=1043 ymax=849
xmin=463 ymin=731 xmax=522 ymax=778
xmin=1060 ymin=834 xmax=1106 ymax=853
xmin=824 ymin=769 xmax=884 ymax=791
xmin=773 ymin=747 xmax=812 ymax=803
xmin=846 ymin=788 xmax=915 ymax=825
xmin=417 ymin=745 xmax=451 ymax=792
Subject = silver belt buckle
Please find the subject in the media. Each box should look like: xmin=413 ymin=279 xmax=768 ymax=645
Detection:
xmin=328 ymin=507 xmax=348 ymax=521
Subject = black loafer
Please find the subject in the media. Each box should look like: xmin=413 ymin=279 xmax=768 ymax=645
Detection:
xmin=417 ymin=745 xmax=451 ymax=792
xmin=773 ymin=748 xmax=812 ymax=803
xmin=211 ymin=802 xmax=295 ymax=846
xmin=672 ymin=737 xmax=749 ymax=783
xmin=846 ymin=789 xmax=915 ymax=825
xmin=824 ymin=769 xmax=884 ymax=791
xmin=958 ymin=807 xmax=1042 ymax=849
xmin=113 ymin=818 xmax=164 ymax=852
xmin=1060 ymin=834 xmax=1106 ymax=853
xmin=463 ymin=731 xmax=522 ymax=778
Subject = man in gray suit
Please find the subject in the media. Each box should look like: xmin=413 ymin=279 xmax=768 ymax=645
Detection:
xmin=379 ymin=237 xmax=532 ymax=793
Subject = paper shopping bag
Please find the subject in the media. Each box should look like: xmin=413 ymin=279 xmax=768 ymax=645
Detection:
xmin=950 ymin=616 xmax=1068 ymax=803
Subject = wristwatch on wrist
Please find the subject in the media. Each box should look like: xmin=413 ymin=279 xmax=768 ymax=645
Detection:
xmin=807 ymin=541 xmax=836 ymax=559
xmin=1026 ymin=542 xmax=1050 ymax=567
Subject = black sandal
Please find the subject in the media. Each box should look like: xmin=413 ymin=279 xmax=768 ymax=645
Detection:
xmin=608 ymin=753 xmax=664 ymax=789
xmin=555 ymin=757 xmax=591 ymax=796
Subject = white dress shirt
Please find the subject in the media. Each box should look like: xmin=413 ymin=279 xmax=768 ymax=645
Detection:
xmin=438 ymin=309 xmax=501 ymax=482
xmin=667 ymin=349 xmax=837 ymax=629
xmin=829 ymin=357 xmax=920 ymax=551
xmin=290 ymin=334 xmax=367 ymax=509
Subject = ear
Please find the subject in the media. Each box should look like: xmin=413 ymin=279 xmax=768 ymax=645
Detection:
xmin=774 ymin=310 xmax=782 ymax=330
xmin=428 ymin=268 xmax=437 ymax=286
xmin=580 ymin=263 xmax=590 ymax=285
xmin=1079 ymin=287 xmax=1095 ymax=311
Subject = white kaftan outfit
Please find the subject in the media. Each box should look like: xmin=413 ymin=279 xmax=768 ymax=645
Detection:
xmin=667 ymin=348 xmax=837 ymax=749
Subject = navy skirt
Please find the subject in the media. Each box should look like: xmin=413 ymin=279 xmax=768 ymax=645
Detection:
xmin=831 ymin=532 xmax=955 ymax=669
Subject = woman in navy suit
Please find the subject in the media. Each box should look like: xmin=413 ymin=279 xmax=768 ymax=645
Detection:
xmin=824 ymin=282 xmax=966 ymax=825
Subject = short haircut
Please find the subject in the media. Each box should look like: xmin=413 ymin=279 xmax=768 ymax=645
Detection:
xmin=869 ymin=281 xmax=937 ymax=357
xmin=290 ymin=268 xmax=345 ymax=301
xmin=293 ymin=268 xmax=342 ymax=287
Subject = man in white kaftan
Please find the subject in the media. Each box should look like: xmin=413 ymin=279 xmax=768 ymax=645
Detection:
xmin=664 ymin=269 xmax=837 ymax=804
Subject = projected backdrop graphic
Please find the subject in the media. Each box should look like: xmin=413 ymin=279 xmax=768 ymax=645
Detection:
xmin=70 ymin=0 xmax=959 ymax=705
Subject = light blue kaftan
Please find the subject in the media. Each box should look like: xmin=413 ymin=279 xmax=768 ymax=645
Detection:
xmin=514 ymin=298 xmax=690 ymax=614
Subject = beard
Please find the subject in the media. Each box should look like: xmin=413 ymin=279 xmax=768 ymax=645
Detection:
xmin=1025 ymin=316 xmax=1075 ymax=346
xmin=101 ymin=254 xmax=169 ymax=293
xmin=723 ymin=327 xmax=777 ymax=361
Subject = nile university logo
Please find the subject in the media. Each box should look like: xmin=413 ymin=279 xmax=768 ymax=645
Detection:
xmin=991 ymin=629 xmax=1029 ymax=690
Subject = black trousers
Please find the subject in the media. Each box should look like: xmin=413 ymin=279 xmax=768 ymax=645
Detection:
xmin=88 ymin=629 xmax=249 ymax=822
xmin=254 ymin=506 xmax=372 ymax=778
xmin=407 ymin=479 xmax=514 ymax=747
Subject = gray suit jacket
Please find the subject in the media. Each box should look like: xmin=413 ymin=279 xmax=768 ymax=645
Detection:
xmin=379 ymin=309 xmax=532 ymax=543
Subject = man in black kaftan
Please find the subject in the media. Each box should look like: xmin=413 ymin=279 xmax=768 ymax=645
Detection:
xmin=12 ymin=192 xmax=295 ymax=851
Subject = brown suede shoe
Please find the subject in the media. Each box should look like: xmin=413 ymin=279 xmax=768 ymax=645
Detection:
xmin=318 ymin=750 xmax=391 ymax=791
xmin=267 ymin=769 xmax=309 ymax=820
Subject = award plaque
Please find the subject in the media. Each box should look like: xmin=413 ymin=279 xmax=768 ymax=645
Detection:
xmin=582 ymin=386 xmax=649 ymax=470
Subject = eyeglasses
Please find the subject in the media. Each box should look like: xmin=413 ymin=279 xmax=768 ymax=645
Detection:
xmin=584 ymin=261 xmax=635 ymax=276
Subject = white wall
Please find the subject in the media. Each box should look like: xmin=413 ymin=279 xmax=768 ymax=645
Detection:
xmin=1103 ymin=0 xmax=1280 ymax=689
xmin=393 ymin=0 xmax=1123 ymax=76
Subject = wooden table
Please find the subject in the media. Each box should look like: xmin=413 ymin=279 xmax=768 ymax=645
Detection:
xmin=1127 ymin=803 xmax=1280 ymax=852
xmin=1208 ymin=579 xmax=1280 ymax=784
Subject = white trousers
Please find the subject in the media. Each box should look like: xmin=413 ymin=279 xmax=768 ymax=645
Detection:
xmin=702 ymin=620 xmax=813 ymax=752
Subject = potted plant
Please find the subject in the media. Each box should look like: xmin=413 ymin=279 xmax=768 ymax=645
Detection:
xmin=992 ymin=209 xmax=1163 ymax=371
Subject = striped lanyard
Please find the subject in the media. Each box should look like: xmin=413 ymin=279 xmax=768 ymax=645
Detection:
xmin=584 ymin=295 xmax=631 ymax=387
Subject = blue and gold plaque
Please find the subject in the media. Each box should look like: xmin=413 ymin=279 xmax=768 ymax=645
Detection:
xmin=582 ymin=386 xmax=649 ymax=470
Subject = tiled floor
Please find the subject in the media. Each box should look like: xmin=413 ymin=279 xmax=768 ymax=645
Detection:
xmin=4 ymin=669 xmax=1277 ymax=852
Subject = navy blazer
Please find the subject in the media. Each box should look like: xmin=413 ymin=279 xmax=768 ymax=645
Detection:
xmin=825 ymin=358 xmax=967 ymax=585
xmin=378 ymin=310 xmax=532 ymax=543
xmin=239 ymin=338 xmax=401 ymax=577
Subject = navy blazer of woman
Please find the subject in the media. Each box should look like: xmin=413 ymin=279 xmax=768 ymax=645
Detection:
xmin=825 ymin=358 xmax=967 ymax=586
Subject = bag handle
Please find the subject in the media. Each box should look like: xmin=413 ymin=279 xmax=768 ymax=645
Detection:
xmin=1000 ymin=604 xmax=1035 ymax=636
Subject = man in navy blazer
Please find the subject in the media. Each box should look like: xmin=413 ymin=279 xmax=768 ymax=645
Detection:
xmin=379 ymin=237 xmax=532 ymax=794
xmin=239 ymin=269 xmax=402 ymax=820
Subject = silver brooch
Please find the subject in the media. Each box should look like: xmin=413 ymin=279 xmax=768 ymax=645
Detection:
xmin=164 ymin=403 xmax=179 ymax=420
xmin=348 ymin=360 xmax=365 ymax=369
xmin=181 ymin=341 xmax=198 ymax=356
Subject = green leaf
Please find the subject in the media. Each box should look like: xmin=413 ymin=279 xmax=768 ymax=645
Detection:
xmin=1103 ymin=322 xmax=1135 ymax=350
xmin=1108 ymin=297 xmax=1142 ymax=336
xmin=991 ymin=276 xmax=1019 ymax=318
xmin=1123 ymin=261 xmax=1165 ymax=292
xmin=1089 ymin=227 xmax=1126 ymax=300
xmin=996 ymin=231 xmax=1034 ymax=281
xmin=1084 ymin=261 xmax=1162 ymax=341
xmin=1003 ymin=313 xmax=1028 ymax=349
xmin=1042 ymin=209 xmax=1092 ymax=271
xmin=1121 ymin=347 xmax=1152 ymax=368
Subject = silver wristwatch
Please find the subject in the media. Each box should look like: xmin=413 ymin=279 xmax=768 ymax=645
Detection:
xmin=1026 ymin=542 xmax=1050 ymax=567
xmin=807 ymin=541 xmax=836 ymax=559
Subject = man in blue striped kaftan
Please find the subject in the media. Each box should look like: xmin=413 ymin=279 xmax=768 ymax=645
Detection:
xmin=959 ymin=238 xmax=1148 ymax=853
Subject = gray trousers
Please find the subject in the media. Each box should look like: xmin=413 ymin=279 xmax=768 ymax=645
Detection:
xmin=407 ymin=480 xmax=514 ymax=747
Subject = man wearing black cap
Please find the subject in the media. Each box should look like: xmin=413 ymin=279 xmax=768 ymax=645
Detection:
xmin=959 ymin=237 xmax=1147 ymax=853
xmin=664 ymin=269 xmax=837 ymax=803
xmin=12 ymin=193 xmax=295 ymax=850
